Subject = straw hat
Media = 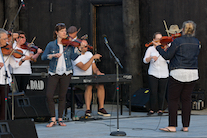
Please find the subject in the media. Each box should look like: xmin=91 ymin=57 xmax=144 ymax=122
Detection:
xmin=166 ymin=25 xmax=182 ymax=34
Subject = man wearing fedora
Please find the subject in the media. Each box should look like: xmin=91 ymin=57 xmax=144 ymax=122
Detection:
xmin=66 ymin=26 xmax=84 ymax=109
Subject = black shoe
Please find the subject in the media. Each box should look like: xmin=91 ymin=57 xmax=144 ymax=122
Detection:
xmin=77 ymin=105 xmax=83 ymax=109
xmin=85 ymin=110 xmax=91 ymax=117
xmin=98 ymin=108 xmax=111 ymax=117
xmin=147 ymin=111 xmax=154 ymax=116
xmin=158 ymin=112 xmax=163 ymax=116
xmin=66 ymin=104 xmax=71 ymax=108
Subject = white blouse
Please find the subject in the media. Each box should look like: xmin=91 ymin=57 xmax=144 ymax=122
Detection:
xmin=170 ymin=69 xmax=199 ymax=82
xmin=143 ymin=46 xmax=169 ymax=78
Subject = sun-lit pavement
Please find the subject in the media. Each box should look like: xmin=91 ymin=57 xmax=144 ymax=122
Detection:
xmin=35 ymin=104 xmax=207 ymax=138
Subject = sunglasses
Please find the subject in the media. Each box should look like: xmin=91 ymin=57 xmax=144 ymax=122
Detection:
xmin=56 ymin=23 xmax=65 ymax=26
xmin=19 ymin=36 xmax=26 ymax=39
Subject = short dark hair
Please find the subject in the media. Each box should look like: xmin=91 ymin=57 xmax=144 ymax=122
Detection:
xmin=153 ymin=32 xmax=162 ymax=39
xmin=17 ymin=30 xmax=26 ymax=37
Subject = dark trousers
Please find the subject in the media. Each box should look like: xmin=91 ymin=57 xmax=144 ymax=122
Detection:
xmin=66 ymin=91 xmax=84 ymax=108
xmin=168 ymin=77 xmax=196 ymax=127
xmin=0 ymin=85 xmax=9 ymax=120
xmin=148 ymin=75 xmax=168 ymax=111
xmin=13 ymin=74 xmax=30 ymax=92
xmin=46 ymin=74 xmax=71 ymax=118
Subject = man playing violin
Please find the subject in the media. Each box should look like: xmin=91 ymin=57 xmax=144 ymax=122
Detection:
xmin=66 ymin=26 xmax=84 ymax=109
xmin=71 ymin=40 xmax=110 ymax=117
xmin=0 ymin=28 xmax=31 ymax=120
xmin=12 ymin=31 xmax=43 ymax=94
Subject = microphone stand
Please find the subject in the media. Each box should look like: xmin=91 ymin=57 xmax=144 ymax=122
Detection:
xmin=103 ymin=39 xmax=126 ymax=136
xmin=7 ymin=1 xmax=24 ymax=120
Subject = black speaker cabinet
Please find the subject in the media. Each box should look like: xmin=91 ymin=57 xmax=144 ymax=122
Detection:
xmin=126 ymin=88 xmax=168 ymax=112
xmin=0 ymin=119 xmax=38 ymax=138
xmin=126 ymin=88 xmax=150 ymax=112
xmin=8 ymin=95 xmax=50 ymax=122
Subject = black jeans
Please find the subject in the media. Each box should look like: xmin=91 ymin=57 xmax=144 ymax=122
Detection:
xmin=46 ymin=74 xmax=71 ymax=118
xmin=148 ymin=75 xmax=168 ymax=112
xmin=168 ymin=77 xmax=196 ymax=127
xmin=13 ymin=74 xmax=30 ymax=92
xmin=0 ymin=85 xmax=9 ymax=120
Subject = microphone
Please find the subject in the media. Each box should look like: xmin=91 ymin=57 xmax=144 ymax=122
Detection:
xmin=21 ymin=0 xmax=25 ymax=7
xmin=102 ymin=34 xmax=108 ymax=44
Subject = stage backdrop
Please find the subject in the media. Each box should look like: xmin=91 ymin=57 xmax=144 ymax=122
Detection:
xmin=1 ymin=0 xmax=207 ymax=105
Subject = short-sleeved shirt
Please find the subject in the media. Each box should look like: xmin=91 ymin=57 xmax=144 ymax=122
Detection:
xmin=72 ymin=51 xmax=94 ymax=76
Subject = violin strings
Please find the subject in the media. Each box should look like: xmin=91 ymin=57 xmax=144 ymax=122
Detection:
xmin=5 ymin=37 xmax=23 ymax=62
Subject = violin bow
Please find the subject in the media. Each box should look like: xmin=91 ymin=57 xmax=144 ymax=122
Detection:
xmin=81 ymin=34 xmax=88 ymax=40
xmin=163 ymin=20 xmax=170 ymax=37
xmin=2 ymin=19 xmax=8 ymax=29
xmin=25 ymin=36 xmax=37 ymax=62
xmin=4 ymin=37 xmax=23 ymax=62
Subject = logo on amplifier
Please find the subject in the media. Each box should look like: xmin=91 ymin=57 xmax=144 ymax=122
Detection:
xmin=83 ymin=79 xmax=92 ymax=83
xmin=26 ymin=80 xmax=45 ymax=90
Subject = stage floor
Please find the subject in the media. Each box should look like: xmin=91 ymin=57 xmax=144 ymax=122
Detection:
xmin=35 ymin=104 xmax=207 ymax=138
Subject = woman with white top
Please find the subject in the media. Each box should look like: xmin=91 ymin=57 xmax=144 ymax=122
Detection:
xmin=143 ymin=32 xmax=169 ymax=116
xmin=41 ymin=23 xmax=80 ymax=127
xmin=157 ymin=21 xmax=200 ymax=132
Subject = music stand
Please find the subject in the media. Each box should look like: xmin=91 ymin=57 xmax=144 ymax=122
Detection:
xmin=103 ymin=36 xmax=126 ymax=136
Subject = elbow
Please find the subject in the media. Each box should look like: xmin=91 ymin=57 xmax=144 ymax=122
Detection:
xmin=82 ymin=68 xmax=87 ymax=71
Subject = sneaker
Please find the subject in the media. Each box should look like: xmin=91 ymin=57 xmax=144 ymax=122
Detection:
xmin=85 ymin=110 xmax=91 ymax=117
xmin=98 ymin=108 xmax=111 ymax=117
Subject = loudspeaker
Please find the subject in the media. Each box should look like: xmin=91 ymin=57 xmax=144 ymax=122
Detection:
xmin=0 ymin=119 xmax=38 ymax=138
xmin=126 ymin=88 xmax=150 ymax=112
xmin=8 ymin=95 xmax=50 ymax=122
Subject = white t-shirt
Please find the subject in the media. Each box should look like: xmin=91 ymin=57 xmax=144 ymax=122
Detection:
xmin=72 ymin=51 xmax=94 ymax=76
xmin=0 ymin=50 xmax=20 ymax=84
xmin=12 ymin=42 xmax=33 ymax=74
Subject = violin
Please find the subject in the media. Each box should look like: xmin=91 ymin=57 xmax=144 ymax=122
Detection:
xmin=20 ymin=42 xmax=39 ymax=52
xmin=145 ymin=33 xmax=181 ymax=47
xmin=61 ymin=36 xmax=93 ymax=50
xmin=1 ymin=44 xmax=25 ymax=58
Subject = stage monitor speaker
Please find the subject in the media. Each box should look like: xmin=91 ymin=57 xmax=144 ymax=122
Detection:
xmin=126 ymin=88 xmax=150 ymax=112
xmin=0 ymin=119 xmax=38 ymax=138
xmin=8 ymin=95 xmax=50 ymax=122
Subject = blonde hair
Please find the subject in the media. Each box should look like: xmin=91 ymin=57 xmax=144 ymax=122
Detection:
xmin=182 ymin=20 xmax=196 ymax=36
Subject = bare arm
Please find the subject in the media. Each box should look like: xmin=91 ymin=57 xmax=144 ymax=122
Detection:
xmin=76 ymin=54 xmax=102 ymax=71
xmin=92 ymin=63 xmax=104 ymax=75
xmin=19 ymin=55 xmax=32 ymax=66
xmin=32 ymin=48 xmax=43 ymax=59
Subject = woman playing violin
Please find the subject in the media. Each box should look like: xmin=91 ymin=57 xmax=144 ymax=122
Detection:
xmin=158 ymin=21 xmax=200 ymax=132
xmin=0 ymin=28 xmax=31 ymax=120
xmin=12 ymin=31 xmax=43 ymax=94
xmin=143 ymin=32 xmax=169 ymax=116
xmin=41 ymin=23 xmax=81 ymax=127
